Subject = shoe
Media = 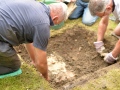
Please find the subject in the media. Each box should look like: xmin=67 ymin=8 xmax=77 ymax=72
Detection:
xmin=0 ymin=68 xmax=22 ymax=79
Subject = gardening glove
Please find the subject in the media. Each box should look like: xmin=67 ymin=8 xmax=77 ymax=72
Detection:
xmin=104 ymin=52 xmax=118 ymax=64
xmin=94 ymin=41 xmax=105 ymax=54
xmin=100 ymin=52 xmax=108 ymax=57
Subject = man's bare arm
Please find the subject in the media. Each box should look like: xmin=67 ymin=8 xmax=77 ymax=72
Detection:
xmin=97 ymin=15 xmax=109 ymax=41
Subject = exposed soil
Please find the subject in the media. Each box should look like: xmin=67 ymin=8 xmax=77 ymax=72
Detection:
xmin=15 ymin=25 xmax=118 ymax=90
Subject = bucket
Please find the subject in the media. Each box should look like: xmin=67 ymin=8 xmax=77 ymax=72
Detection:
xmin=42 ymin=0 xmax=64 ymax=30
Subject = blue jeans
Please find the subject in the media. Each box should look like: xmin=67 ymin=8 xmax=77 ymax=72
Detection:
xmin=69 ymin=0 xmax=98 ymax=26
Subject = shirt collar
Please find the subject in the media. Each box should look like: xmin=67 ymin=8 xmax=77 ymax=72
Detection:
xmin=46 ymin=5 xmax=54 ymax=26
xmin=40 ymin=3 xmax=54 ymax=26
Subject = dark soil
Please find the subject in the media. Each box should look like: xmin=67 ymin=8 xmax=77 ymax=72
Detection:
xmin=15 ymin=25 xmax=117 ymax=90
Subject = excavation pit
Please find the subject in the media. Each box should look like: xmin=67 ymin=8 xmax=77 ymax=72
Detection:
xmin=15 ymin=25 xmax=117 ymax=90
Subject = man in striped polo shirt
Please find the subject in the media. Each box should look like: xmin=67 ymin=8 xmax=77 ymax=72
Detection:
xmin=0 ymin=0 xmax=68 ymax=81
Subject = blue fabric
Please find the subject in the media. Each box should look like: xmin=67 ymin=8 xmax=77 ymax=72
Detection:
xmin=69 ymin=0 xmax=98 ymax=26
xmin=0 ymin=0 xmax=53 ymax=51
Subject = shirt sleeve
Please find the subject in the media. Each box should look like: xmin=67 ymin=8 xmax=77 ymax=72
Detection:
xmin=33 ymin=23 xmax=50 ymax=51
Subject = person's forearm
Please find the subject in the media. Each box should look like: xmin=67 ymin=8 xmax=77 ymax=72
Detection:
xmin=112 ymin=40 xmax=120 ymax=58
xmin=35 ymin=50 xmax=49 ymax=81
xmin=40 ymin=62 xmax=48 ymax=80
xmin=36 ymin=58 xmax=48 ymax=80
xmin=97 ymin=23 xmax=107 ymax=41
xmin=97 ymin=17 xmax=109 ymax=41
xmin=24 ymin=43 xmax=35 ymax=63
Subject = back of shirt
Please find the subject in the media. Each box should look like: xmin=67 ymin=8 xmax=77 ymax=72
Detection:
xmin=0 ymin=0 xmax=51 ymax=51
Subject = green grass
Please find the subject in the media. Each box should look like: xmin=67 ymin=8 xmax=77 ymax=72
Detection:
xmin=0 ymin=55 xmax=54 ymax=90
xmin=0 ymin=66 xmax=53 ymax=90
xmin=72 ymin=69 xmax=120 ymax=90
xmin=50 ymin=17 xmax=117 ymax=38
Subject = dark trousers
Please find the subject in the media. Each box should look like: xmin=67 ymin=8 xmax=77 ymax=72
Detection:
xmin=0 ymin=42 xmax=21 ymax=75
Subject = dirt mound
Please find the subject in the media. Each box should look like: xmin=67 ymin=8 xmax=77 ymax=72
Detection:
xmin=15 ymin=25 xmax=117 ymax=90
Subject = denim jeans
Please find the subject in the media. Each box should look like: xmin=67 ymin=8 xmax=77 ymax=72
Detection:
xmin=69 ymin=0 xmax=98 ymax=26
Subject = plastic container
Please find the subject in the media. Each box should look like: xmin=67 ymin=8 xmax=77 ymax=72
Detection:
xmin=42 ymin=0 xmax=64 ymax=30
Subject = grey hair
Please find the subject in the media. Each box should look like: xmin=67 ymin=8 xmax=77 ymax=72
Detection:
xmin=60 ymin=2 xmax=68 ymax=21
xmin=49 ymin=2 xmax=68 ymax=21
xmin=88 ymin=0 xmax=110 ymax=16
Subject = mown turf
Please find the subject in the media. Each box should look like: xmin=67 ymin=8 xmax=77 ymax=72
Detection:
xmin=72 ymin=68 xmax=120 ymax=90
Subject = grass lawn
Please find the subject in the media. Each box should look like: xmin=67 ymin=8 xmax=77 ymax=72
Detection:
xmin=72 ymin=68 xmax=120 ymax=90
xmin=0 ymin=55 xmax=54 ymax=90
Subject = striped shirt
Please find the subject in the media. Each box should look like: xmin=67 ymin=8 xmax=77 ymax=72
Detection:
xmin=0 ymin=0 xmax=54 ymax=51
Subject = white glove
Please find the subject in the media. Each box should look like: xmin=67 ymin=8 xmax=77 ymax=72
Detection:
xmin=94 ymin=41 xmax=105 ymax=54
xmin=104 ymin=52 xmax=117 ymax=64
